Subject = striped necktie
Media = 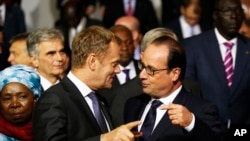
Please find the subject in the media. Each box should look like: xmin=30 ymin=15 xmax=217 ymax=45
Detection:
xmin=223 ymin=42 xmax=234 ymax=88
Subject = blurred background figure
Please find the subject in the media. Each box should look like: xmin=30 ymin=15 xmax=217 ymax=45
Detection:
xmin=164 ymin=0 xmax=209 ymax=41
xmin=102 ymin=0 xmax=159 ymax=35
xmin=115 ymin=15 xmax=142 ymax=61
xmin=0 ymin=64 xmax=41 ymax=141
xmin=98 ymin=25 xmax=140 ymax=106
xmin=239 ymin=0 xmax=250 ymax=38
xmin=0 ymin=0 xmax=26 ymax=70
xmin=55 ymin=0 xmax=102 ymax=54
xmin=7 ymin=32 xmax=34 ymax=67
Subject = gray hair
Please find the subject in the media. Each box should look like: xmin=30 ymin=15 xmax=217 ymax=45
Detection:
xmin=27 ymin=28 xmax=64 ymax=58
xmin=141 ymin=27 xmax=178 ymax=52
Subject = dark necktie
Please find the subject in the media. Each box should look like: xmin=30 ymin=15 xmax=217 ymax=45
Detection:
xmin=122 ymin=69 xmax=130 ymax=82
xmin=223 ymin=42 xmax=234 ymax=88
xmin=88 ymin=92 xmax=108 ymax=133
xmin=140 ymin=100 xmax=162 ymax=141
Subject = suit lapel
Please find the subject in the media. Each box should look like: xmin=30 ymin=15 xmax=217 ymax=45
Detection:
xmin=61 ymin=77 xmax=105 ymax=133
xmin=231 ymin=36 xmax=250 ymax=96
xmin=205 ymin=31 xmax=229 ymax=89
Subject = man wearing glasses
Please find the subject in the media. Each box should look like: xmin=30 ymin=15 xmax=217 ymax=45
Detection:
xmin=183 ymin=0 xmax=250 ymax=140
xmin=123 ymin=28 xmax=222 ymax=141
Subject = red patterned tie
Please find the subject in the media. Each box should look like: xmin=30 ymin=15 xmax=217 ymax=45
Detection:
xmin=223 ymin=42 xmax=234 ymax=88
xmin=127 ymin=0 xmax=133 ymax=15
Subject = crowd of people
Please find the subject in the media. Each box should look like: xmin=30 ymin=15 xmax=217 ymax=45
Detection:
xmin=0 ymin=0 xmax=250 ymax=141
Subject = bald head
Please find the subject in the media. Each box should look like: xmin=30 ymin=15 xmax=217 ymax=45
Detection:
xmin=115 ymin=16 xmax=140 ymax=32
xmin=115 ymin=16 xmax=142 ymax=47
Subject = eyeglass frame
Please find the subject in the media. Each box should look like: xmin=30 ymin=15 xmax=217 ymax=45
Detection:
xmin=138 ymin=61 xmax=169 ymax=76
xmin=215 ymin=8 xmax=243 ymax=16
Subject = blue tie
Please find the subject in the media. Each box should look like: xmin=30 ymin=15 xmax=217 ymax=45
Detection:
xmin=88 ymin=92 xmax=108 ymax=133
xmin=140 ymin=100 xmax=162 ymax=141
xmin=122 ymin=69 xmax=130 ymax=82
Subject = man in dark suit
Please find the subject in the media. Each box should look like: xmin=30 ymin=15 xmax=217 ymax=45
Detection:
xmin=102 ymin=0 xmax=159 ymax=34
xmin=123 ymin=28 xmax=222 ymax=141
xmin=109 ymin=27 xmax=201 ymax=127
xmin=98 ymin=25 xmax=140 ymax=106
xmin=182 ymin=0 xmax=250 ymax=139
xmin=32 ymin=26 xmax=142 ymax=141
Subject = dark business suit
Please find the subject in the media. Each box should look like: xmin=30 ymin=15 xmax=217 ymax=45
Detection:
xmin=124 ymin=88 xmax=222 ymax=141
xmin=32 ymin=77 xmax=113 ymax=141
xmin=97 ymin=60 xmax=141 ymax=106
xmin=102 ymin=0 xmax=159 ymax=34
xmin=1 ymin=4 xmax=26 ymax=70
xmin=110 ymin=76 xmax=201 ymax=127
xmin=182 ymin=29 xmax=250 ymax=132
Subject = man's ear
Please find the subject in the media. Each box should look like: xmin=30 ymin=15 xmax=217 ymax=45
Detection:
xmin=87 ymin=53 xmax=97 ymax=71
xmin=171 ymin=67 xmax=181 ymax=81
xmin=31 ymin=56 xmax=39 ymax=68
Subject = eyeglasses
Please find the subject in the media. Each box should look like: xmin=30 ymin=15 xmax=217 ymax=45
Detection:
xmin=216 ymin=8 xmax=243 ymax=16
xmin=138 ymin=61 xmax=169 ymax=76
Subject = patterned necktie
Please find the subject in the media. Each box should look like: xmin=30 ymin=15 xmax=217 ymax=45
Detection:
xmin=88 ymin=92 xmax=108 ymax=133
xmin=127 ymin=0 xmax=133 ymax=15
xmin=122 ymin=69 xmax=130 ymax=82
xmin=140 ymin=100 xmax=162 ymax=141
xmin=223 ymin=42 xmax=234 ymax=88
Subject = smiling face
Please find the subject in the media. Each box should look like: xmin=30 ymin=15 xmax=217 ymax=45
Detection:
xmin=94 ymin=40 xmax=121 ymax=89
xmin=0 ymin=82 xmax=35 ymax=125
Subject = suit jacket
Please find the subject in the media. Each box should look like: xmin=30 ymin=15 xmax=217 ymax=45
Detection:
xmin=102 ymin=0 xmax=159 ymax=34
xmin=1 ymin=4 xmax=26 ymax=70
xmin=124 ymin=88 xmax=222 ymax=141
xmin=164 ymin=17 xmax=210 ymax=41
xmin=32 ymin=77 xmax=113 ymax=141
xmin=182 ymin=29 xmax=250 ymax=131
xmin=110 ymin=76 xmax=201 ymax=127
xmin=97 ymin=60 xmax=141 ymax=106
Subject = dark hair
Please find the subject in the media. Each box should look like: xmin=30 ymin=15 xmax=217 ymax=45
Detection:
xmin=10 ymin=32 xmax=30 ymax=44
xmin=152 ymin=36 xmax=186 ymax=80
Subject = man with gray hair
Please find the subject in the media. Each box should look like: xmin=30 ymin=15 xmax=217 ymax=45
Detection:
xmin=27 ymin=28 xmax=68 ymax=91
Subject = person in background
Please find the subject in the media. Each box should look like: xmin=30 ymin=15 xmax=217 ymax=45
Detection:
xmin=115 ymin=15 xmax=142 ymax=61
xmin=0 ymin=64 xmax=41 ymax=141
xmin=32 ymin=25 xmax=142 ymax=141
xmin=164 ymin=0 xmax=209 ymax=41
xmin=0 ymin=25 xmax=3 ymax=69
xmin=0 ymin=0 xmax=26 ymax=70
xmin=98 ymin=24 xmax=140 ymax=106
xmin=182 ymin=0 xmax=250 ymax=140
xmin=27 ymin=28 xmax=67 ymax=91
xmin=124 ymin=28 xmax=222 ymax=141
xmin=102 ymin=0 xmax=159 ymax=35
xmin=55 ymin=0 xmax=103 ymax=54
xmin=239 ymin=0 xmax=250 ymax=38
xmin=7 ymin=32 xmax=34 ymax=67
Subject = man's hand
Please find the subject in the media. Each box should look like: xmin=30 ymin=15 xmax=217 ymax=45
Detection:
xmin=101 ymin=120 xmax=142 ymax=141
xmin=160 ymin=103 xmax=193 ymax=127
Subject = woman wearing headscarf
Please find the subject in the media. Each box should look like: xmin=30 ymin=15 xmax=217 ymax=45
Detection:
xmin=0 ymin=64 xmax=41 ymax=141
